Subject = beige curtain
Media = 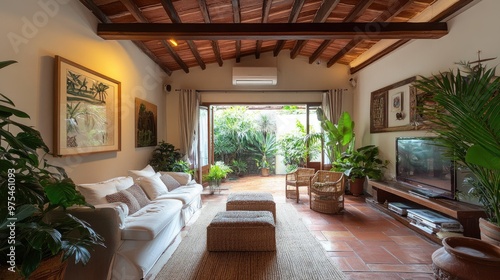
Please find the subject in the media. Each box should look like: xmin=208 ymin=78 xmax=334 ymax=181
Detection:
xmin=322 ymin=89 xmax=343 ymax=123
xmin=179 ymin=89 xmax=200 ymax=167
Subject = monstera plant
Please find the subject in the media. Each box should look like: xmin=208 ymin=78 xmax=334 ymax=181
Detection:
xmin=0 ymin=60 xmax=104 ymax=278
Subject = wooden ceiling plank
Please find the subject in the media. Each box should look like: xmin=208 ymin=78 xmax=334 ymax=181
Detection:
xmin=119 ymin=0 xmax=148 ymax=22
xmin=350 ymin=39 xmax=409 ymax=74
xmin=326 ymin=0 xmax=413 ymax=67
xmin=197 ymin=0 xmax=223 ymax=66
xmin=161 ymin=40 xmax=190 ymax=73
xmin=158 ymin=0 xmax=206 ymax=70
xmin=309 ymin=0 xmax=375 ymax=64
xmin=78 ymin=0 xmax=172 ymax=75
xmin=350 ymin=0 xmax=475 ymax=73
xmin=309 ymin=40 xmax=332 ymax=64
xmin=274 ymin=0 xmax=306 ymax=57
xmin=291 ymin=0 xmax=341 ymax=58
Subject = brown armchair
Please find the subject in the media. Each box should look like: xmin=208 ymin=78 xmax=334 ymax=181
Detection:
xmin=285 ymin=167 xmax=315 ymax=203
xmin=309 ymin=171 xmax=345 ymax=214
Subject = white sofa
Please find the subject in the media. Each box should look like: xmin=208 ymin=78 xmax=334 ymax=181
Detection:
xmin=65 ymin=166 xmax=203 ymax=280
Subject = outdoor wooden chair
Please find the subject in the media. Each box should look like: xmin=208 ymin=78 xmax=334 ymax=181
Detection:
xmin=285 ymin=167 xmax=315 ymax=203
xmin=309 ymin=171 xmax=345 ymax=214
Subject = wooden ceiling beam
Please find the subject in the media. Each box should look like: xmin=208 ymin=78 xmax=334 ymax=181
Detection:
xmin=326 ymin=0 xmax=413 ymax=67
xmin=97 ymin=22 xmax=448 ymax=40
xmin=232 ymin=0 xmax=242 ymax=62
xmin=158 ymin=0 xmax=206 ymax=71
xmin=273 ymin=0 xmax=305 ymax=56
xmin=309 ymin=0 xmax=375 ymax=64
xmin=290 ymin=0 xmax=340 ymax=59
xmin=256 ymin=0 xmax=273 ymax=59
xmin=197 ymin=0 xmax=223 ymax=66
xmin=78 ymin=0 xmax=172 ymax=75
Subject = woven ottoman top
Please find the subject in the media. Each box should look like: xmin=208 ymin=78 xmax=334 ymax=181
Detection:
xmin=227 ymin=192 xmax=274 ymax=204
xmin=209 ymin=211 xmax=275 ymax=227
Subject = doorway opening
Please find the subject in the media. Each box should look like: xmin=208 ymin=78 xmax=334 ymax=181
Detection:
xmin=199 ymin=103 xmax=326 ymax=182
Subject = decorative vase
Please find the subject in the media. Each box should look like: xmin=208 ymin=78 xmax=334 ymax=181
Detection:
xmin=349 ymin=177 xmax=365 ymax=196
xmin=0 ymin=254 xmax=67 ymax=280
xmin=479 ymin=217 xmax=500 ymax=246
xmin=209 ymin=179 xmax=221 ymax=194
xmin=431 ymin=236 xmax=500 ymax=280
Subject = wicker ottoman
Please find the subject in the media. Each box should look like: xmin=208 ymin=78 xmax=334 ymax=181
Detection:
xmin=207 ymin=211 xmax=276 ymax=252
xmin=226 ymin=192 xmax=276 ymax=221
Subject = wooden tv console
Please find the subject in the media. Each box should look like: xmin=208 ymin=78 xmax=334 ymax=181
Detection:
xmin=368 ymin=180 xmax=486 ymax=243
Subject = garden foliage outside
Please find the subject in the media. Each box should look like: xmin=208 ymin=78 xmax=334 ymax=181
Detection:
xmin=213 ymin=106 xmax=321 ymax=176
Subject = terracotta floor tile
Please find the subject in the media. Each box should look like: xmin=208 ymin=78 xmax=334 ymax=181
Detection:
xmin=367 ymin=263 xmax=433 ymax=273
xmin=352 ymin=246 xmax=401 ymax=264
xmin=389 ymin=235 xmax=435 ymax=246
xmin=345 ymin=272 xmax=405 ymax=280
xmin=322 ymin=230 xmax=357 ymax=241
xmin=319 ymin=240 xmax=353 ymax=252
xmin=350 ymin=231 xmax=393 ymax=242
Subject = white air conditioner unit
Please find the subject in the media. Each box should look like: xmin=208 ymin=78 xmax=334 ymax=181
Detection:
xmin=232 ymin=67 xmax=277 ymax=85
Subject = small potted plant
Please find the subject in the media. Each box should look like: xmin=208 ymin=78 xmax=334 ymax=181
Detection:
xmin=203 ymin=162 xmax=232 ymax=194
xmin=333 ymin=145 xmax=389 ymax=196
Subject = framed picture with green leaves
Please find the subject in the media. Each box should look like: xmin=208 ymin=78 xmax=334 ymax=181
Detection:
xmin=54 ymin=56 xmax=121 ymax=156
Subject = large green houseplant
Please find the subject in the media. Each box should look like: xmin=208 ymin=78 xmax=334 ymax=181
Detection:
xmin=148 ymin=141 xmax=192 ymax=174
xmin=0 ymin=61 xmax=104 ymax=278
xmin=414 ymin=62 xmax=500 ymax=244
xmin=309 ymin=109 xmax=355 ymax=164
xmin=333 ymin=145 xmax=389 ymax=196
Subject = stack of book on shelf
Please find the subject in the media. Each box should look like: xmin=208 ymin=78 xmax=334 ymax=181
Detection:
xmin=407 ymin=209 xmax=463 ymax=236
xmin=388 ymin=202 xmax=419 ymax=216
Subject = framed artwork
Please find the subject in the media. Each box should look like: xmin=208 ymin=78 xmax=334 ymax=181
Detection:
xmin=54 ymin=56 xmax=121 ymax=156
xmin=135 ymin=98 xmax=157 ymax=147
xmin=370 ymin=76 xmax=422 ymax=133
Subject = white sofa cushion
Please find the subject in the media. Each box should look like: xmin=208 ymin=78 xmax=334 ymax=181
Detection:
xmin=156 ymin=184 xmax=203 ymax=205
xmin=113 ymin=176 xmax=135 ymax=191
xmin=121 ymin=199 xmax=183 ymax=240
xmin=77 ymin=181 xmax=118 ymax=205
xmin=136 ymin=173 xmax=168 ymax=200
xmin=128 ymin=165 xmax=156 ymax=180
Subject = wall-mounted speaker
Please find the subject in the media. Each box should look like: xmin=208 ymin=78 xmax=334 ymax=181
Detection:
xmin=164 ymin=84 xmax=172 ymax=93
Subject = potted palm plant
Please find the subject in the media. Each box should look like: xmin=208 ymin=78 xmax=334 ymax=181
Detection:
xmin=414 ymin=61 xmax=500 ymax=245
xmin=0 ymin=61 xmax=104 ymax=279
xmin=333 ymin=145 xmax=389 ymax=196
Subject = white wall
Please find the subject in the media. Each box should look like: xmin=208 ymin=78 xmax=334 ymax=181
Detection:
xmin=352 ymin=0 xmax=500 ymax=184
xmin=165 ymin=51 xmax=352 ymax=148
xmin=0 ymin=0 xmax=167 ymax=183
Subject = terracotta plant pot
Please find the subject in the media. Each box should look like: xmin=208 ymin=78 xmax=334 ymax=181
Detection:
xmin=479 ymin=217 xmax=500 ymax=246
xmin=261 ymin=167 xmax=270 ymax=177
xmin=349 ymin=177 xmax=365 ymax=196
xmin=432 ymin=236 xmax=500 ymax=280
xmin=0 ymin=254 xmax=67 ymax=280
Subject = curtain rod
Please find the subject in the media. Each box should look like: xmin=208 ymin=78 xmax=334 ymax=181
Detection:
xmin=174 ymin=89 xmax=347 ymax=93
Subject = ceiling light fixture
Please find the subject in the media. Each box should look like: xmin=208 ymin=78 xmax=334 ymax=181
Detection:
xmin=168 ymin=39 xmax=178 ymax=46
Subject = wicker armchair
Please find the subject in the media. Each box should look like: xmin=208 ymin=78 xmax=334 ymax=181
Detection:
xmin=285 ymin=167 xmax=315 ymax=203
xmin=309 ymin=171 xmax=345 ymax=214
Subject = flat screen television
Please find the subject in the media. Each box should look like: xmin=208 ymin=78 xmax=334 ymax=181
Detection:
xmin=396 ymin=137 xmax=455 ymax=199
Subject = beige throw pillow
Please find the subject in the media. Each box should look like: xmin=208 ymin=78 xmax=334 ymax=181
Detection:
xmin=106 ymin=190 xmax=141 ymax=214
xmin=136 ymin=173 xmax=168 ymax=200
xmin=128 ymin=165 xmax=156 ymax=180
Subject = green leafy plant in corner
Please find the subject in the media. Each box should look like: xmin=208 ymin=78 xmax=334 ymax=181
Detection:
xmin=0 ymin=61 xmax=104 ymax=278
xmin=414 ymin=62 xmax=500 ymax=226
xmin=203 ymin=162 xmax=233 ymax=186
xmin=333 ymin=145 xmax=389 ymax=181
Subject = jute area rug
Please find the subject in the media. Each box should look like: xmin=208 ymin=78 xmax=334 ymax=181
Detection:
xmin=156 ymin=202 xmax=346 ymax=280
